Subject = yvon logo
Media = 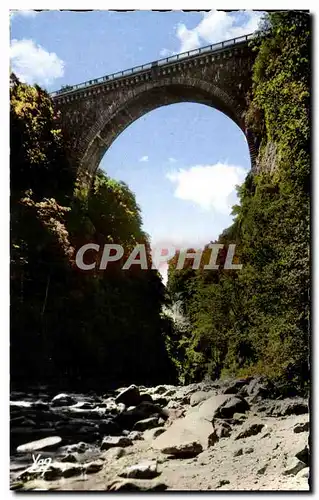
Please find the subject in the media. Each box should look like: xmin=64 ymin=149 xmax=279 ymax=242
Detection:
xmin=30 ymin=454 xmax=52 ymax=471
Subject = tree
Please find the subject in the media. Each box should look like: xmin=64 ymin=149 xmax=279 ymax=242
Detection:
xmin=166 ymin=11 xmax=310 ymax=391
xmin=10 ymin=77 xmax=177 ymax=387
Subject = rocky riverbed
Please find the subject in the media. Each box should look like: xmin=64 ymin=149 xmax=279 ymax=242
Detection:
xmin=10 ymin=377 xmax=310 ymax=491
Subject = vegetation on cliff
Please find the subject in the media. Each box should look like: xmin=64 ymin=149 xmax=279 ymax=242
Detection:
xmin=166 ymin=11 xmax=310 ymax=391
xmin=10 ymin=76 xmax=175 ymax=387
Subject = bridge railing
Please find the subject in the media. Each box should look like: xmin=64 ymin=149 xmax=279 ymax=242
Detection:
xmin=50 ymin=32 xmax=256 ymax=98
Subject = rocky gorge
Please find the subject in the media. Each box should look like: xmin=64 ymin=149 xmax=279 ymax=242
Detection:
xmin=10 ymin=377 xmax=310 ymax=491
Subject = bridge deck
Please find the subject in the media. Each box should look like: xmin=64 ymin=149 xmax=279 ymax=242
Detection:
xmin=50 ymin=32 xmax=255 ymax=98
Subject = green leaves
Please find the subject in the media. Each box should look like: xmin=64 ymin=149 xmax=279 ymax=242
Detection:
xmin=10 ymin=78 xmax=176 ymax=386
xmin=166 ymin=12 xmax=310 ymax=390
xmin=10 ymin=75 xmax=75 ymax=203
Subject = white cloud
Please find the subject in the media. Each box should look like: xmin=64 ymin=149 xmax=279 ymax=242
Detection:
xmin=175 ymin=10 xmax=264 ymax=53
xmin=159 ymin=48 xmax=175 ymax=58
xmin=166 ymin=163 xmax=247 ymax=214
xmin=10 ymin=39 xmax=64 ymax=87
xmin=168 ymin=157 xmax=177 ymax=163
xmin=139 ymin=155 xmax=149 ymax=162
xmin=10 ymin=10 xmax=38 ymax=19
xmin=176 ymin=23 xmax=201 ymax=52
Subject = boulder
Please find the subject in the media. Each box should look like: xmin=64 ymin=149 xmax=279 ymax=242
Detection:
xmin=51 ymin=393 xmax=76 ymax=407
xmin=215 ymin=396 xmax=250 ymax=419
xmin=101 ymin=446 xmax=126 ymax=461
xmin=166 ymin=407 xmax=185 ymax=423
xmin=84 ymin=460 xmax=104 ymax=474
xmin=115 ymin=385 xmax=141 ymax=407
xmin=127 ymin=431 xmax=144 ymax=441
xmin=102 ymin=398 xmax=119 ymax=412
xmin=98 ymin=419 xmax=121 ymax=435
xmin=294 ymin=422 xmax=309 ymax=433
xmin=17 ymin=436 xmax=62 ymax=453
xmin=207 ymin=430 xmax=219 ymax=447
xmin=215 ymin=420 xmax=232 ymax=438
xmin=283 ymin=457 xmax=307 ymax=476
xmin=71 ymin=401 xmax=96 ymax=410
xmin=101 ymin=436 xmax=132 ymax=451
xmin=153 ymin=394 xmax=230 ymax=454
xmin=117 ymin=403 xmax=126 ymax=413
xmin=190 ymin=391 xmax=214 ymax=407
xmin=152 ymin=385 xmax=171 ymax=395
xmin=235 ymin=422 xmax=265 ymax=440
xmin=195 ymin=394 xmax=233 ymax=421
xmin=139 ymin=393 xmax=153 ymax=403
xmin=119 ymin=460 xmax=159 ymax=479
xmin=144 ymin=427 xmax=166 ymax=441
xmin=296 ymin=467 xmax=309 ymax=479
xmin=115 ymin=401 xmax=167 ymax=430
xmin=152 ymin=397 xmax=168 ymax=407
xmin=295 ymin=446 xmax=309 ymax=466
xmin=242 ymin=377 xmax=277 ymax=400
xmin=166 ymin=400 xmax=183 ymax=410
xmin=64 ymin=442 xmax=88 ymax=454
xmin=60 ymin=453 xmax=77 ymax=463
xmin=232 ymin=412 xmax=248 ymax=420
xmin=158 ymin=440 xmax=203 ymax=458
xmin=43 ymin=462 xmax=83 ymax=480
xmin=10 ymin=401 xmax=32 ymax=408
xmin=66 ymin=408 xmax=104 ymax=419
xmin=281 ymin=401 xmax=309 ymax=416
xmin=231 ymin=413 xmax=248 ymax=425
xmin=106 ymin=479 xmax=167 ymax=491
xmin=266 ymin=399 xmax=308 ymax=417
xmin=162 ymin=389 xmax=176 ymax=398
xmin=223 ymin=378 xmax=253 ymax=394
xmin=133 ymin=417 xmax=160 ymax=431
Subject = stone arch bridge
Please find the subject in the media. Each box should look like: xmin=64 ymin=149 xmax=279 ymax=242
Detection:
xmin=51 ymin=33 xmax=258 ymax=183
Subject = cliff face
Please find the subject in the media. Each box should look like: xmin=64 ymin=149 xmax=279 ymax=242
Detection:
xmin=254 ymin=141 xmax=278 ymax=175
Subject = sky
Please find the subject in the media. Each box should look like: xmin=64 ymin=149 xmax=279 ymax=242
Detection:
xmin=10 ymin=9 xmax=264 ymax=282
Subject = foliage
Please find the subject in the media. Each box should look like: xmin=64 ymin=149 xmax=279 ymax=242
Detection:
xmin=166 ymin=11 xmax=310 ymax=391
xmin=10 ymin=73 xmax=75 ymax=202
xmin=10 ymin=76 xmax=176 ymax=388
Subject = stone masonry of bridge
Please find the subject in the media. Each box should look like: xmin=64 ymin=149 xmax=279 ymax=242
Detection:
xmin=52 ymin=35 xmax=258 ymax=183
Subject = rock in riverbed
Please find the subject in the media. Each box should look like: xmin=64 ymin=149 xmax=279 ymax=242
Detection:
xmin=119 ymin=460 xmax=159 ymax=479
xmin=51 ymin=394 xmax=76 ymax=407
xmin=115 ymin=385 xmax=141 ymax=406
xmin=17 ymin=436 xmax=62 ymax=453
xmin=106 ymin=479 xmax=167 ymax=491
xmin=100 ymin=436 xmax=132 ymax=451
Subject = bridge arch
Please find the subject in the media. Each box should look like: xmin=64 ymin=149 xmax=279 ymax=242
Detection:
xmin=76 ymin=76 xmax=257 ymax=181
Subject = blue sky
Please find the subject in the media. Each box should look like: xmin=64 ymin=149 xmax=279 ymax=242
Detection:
xmin=10 ymin=9 xmax=263 ymax=281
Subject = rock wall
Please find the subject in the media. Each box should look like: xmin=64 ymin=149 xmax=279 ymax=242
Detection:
xmin=255 ymin=141 xmax=278 ymax=175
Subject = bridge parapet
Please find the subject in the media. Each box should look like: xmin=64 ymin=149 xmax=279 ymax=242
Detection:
xmin=51 ymin=32 xmax=255 ymax=101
